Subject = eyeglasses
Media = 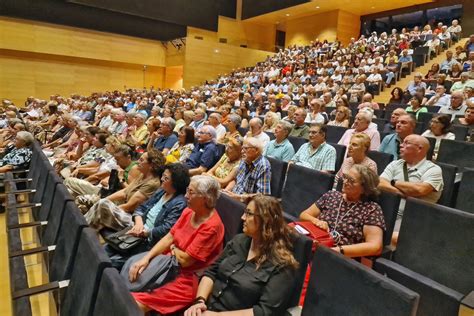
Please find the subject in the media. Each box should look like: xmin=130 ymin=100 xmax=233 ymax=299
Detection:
xmin=243 ymin=209 xmax=259 ymax=217
xmin=309 ymin=130 xmax=322 ymax=135
xmin=161 ymin=175 xmax=171 ymax=182
xmin=342 ymin=173 xmax=359 ymax=185
xmin=242 ymin=146 xmax=256 ymax=151
xmin=186 ymin=188 xmax=199 ymax=196
xmin=197 ymin=131 xmax=211 ymax=135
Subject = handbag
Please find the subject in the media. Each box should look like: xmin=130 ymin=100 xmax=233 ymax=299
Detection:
xmin=103 ymin=226 xmax=144 ymax=255
xmin=289 ymin=221 xmax=335 ymax=250
xmin=121 ymin=253 xmax=180 ymax=292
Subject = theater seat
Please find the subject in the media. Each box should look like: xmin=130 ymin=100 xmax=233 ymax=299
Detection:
xmin=215 ymin=194 xmax=245 ymax=244
xmin=281 ymin=164 xmax=334 ymax=222
xmin=374 ymin=198 xmax=474 ymax=316
xmin=288 ymin=136 xmax=307 ymax=152
xmin=325 ymin=125 xmax=348 ymax=144
xmin=266 ymin=156 xmax=288 ymax=198
xmin=367 ymin=150 xmax=394 ymax=175
xmin=455 ymin=169 xmax=474 ymax=214
xmin=298 ymin=246 xmax=419 ymax=316
xmin=437 ymin=139 xmax=474 ymax=171
xmin=436 ymin=162 xmax=458 ymax=207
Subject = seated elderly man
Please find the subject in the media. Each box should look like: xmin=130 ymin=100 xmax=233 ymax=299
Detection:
xmin=0 ymin=131 xmax=34 ymax=174
xmin=207 ymin=112 xmax=226 ymax=139
xmin=126 ymin=113 xmax=149 ymax=147
xmin=338 ymin=111 xmax=380 ymax=151
xmin=264 ymin=120 xmax=295 ymax=162
xmin=223 ymin=137 xmax=271 ymax=203
xmin=425 ymin=85 xmax=451 ymax=107
xmin=383 ymin=108 xmax=407 ymax=134
xmin=405 ymin=73 xmax=427 ymax=98
xmin=148 ymin=117 xmax=178 ymax=155
xmin=185 ymin=125 xmax=220 ymax=176
xmin=289 ymin=108 xmax=310 ymax=139
xmin=379 ymin=114 xmax=416 ymax=160
xmin=379 ymin=135 xmax=443 ymax=236
xmin=108 ymin=109 xmax=128 ymax=135
xmin=438 ymin=91 xmax=467 ymax=120
xmin=450 ymin=72 xmax=474 ymax=92
xmin=190 ymin=108 xmax=206 ymax=130
xmin=290 ymin=124 xmax=336 ymax=173
xmin=244 ymin=117 xmax=270 ymax=148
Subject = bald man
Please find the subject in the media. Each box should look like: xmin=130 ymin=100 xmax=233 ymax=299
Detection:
xmin=379 ymin=135 xmax=444 ymax=231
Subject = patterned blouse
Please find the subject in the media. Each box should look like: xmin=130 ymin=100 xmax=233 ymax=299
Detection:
xmin=316 ymin=191 xmax=385 ymax=246
xmin=335 ymin=156 xmax=378 ymax=185
xmin=213 ymin=154 xmax=240 ymax=179
xmin=0 ymin=147 xmax=32 ymax=170
xmin=78 ymin=146 xmax=109 ymax=166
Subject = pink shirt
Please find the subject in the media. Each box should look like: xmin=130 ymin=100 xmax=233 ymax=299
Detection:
xmin=338 ymin=127 xmax=381 ymax=151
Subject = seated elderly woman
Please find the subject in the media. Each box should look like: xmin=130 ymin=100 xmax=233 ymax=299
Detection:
xmin=105 ymin=163 xmax=189 ymax=270
xmin=184 ymin=195 xmax=299 ymax=316
xmin=205 ymin=137 xmax=242 ymax=189
xmin=0 ymin=131 xmax=34 ymax=173
xmin=300 ymin=165 xmax=385 ymax=257
xmin=328 ymin=105 xmax=351 ymax=128
xmin=264 ymin=120 xmax=295 ymax=162
xmin=334 ymin=133 xmax=377 ymax=188
xmin=218 ymin=114 xmax=242 ymax=144
xmin=83 ymin=149 xmax=163 ymax=231
xmin=128 ymin=175 xmax=225 ymax=314
xmin=263 ymin=111 xmax=280 ymax=133
xmin=421 ymin=114 xmax=455 ymax=159
xmin=165 ymin=126 xmax=195 ymax=164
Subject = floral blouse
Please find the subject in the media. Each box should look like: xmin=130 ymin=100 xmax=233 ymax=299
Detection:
xmin=316 ymin=191 xmax=385 ymax=246
xmin=0 ymin=147 xmax=32 ymax=170
xmin=213 ymin=154 xmax=240 ymax=179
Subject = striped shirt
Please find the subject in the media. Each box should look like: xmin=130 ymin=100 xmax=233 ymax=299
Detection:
xmin=290 ymin=142 xmax=336 ymax=171
xmin=232 ymin=156 xmax=271 ymax=195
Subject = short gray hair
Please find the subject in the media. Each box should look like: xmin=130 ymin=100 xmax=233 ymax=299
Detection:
xmin=16 ymin=131 xmax=34 ymax=146
xmin=161 ymin=117 xmax=176 ymax=130
xmin=244 ymin=137 xmax=264 ymax=153
xmin=200 ymin=125 xmax=217 ymax=141
xmin=249 ymin=117 xmax=263 ymax=127
xmin=228 ymin=114 xmax=242 ymax=127
xmin=190 ymin=175 xmax=221 ymax=209
xmin=278 ymin=120 xmax=293 ymax=136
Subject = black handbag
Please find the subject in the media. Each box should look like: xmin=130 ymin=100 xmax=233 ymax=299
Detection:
xmin=104 ymin=226 xmax=144 ymax=255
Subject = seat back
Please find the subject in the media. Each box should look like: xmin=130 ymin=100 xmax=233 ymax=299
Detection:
xmin=372 ymin=118 xmax=388 ymax=132
xmin=49 ymin=201 xmax=89 ymax=281
xmin=425 ymin=137 xmax=436 ymax=161
xmin=61 ymin=228 xmax=112 ymax=316
xmin=215 ymin=194 xmax=245 ymax=245
xmin=436 ymin=162 xmax=458 ymax=207
xmin=302 ymin=246 xmax=419 ymax=316
xmin=377 ymin=191 xmax=402 ymax=246
xmin=35 ymin=171 xmax=63 ymax=222
xmin=41 ymin=184 xmax=74 ymax=246
xmin=266 ymin=157 xmax=288 ymax=198
xmin=367 ymin=151 xmax=394 ymax=175
xmin=286 ymin=234 xmax=313 ymax=308
xmin=92 ymin=268 xmax=142 ymax=316
xmin=452 ymin=125 xmax=469 ymax=141
xmin=395 ymin=198 xmax=474 ymax=294
xmin=328 ymin=142 xmax=346 ymax=172
xmin=326 ymin=125 xmax=348 ymax=144
xmin=265 ymin=131 xmax=275 ymax=140
xmin=287 ymin=136 xmax=307 ymax=152
xmin=281 ymin=165 xmax=334 ymax=221
xmin=455 ymin=169 xmax=474 ymax=214
xmin=437 ymin=139 xmax=474 ymax=171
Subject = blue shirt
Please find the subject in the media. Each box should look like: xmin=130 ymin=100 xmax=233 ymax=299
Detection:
xmin=185 ymin=141 xmax=219 ymax=169
xmin=232 ymin=155 xmax=271 ymax=195
xmin=144 ymin=195 xmax=166 ymax=233
xmin=153 ymin=134 xmax=178 ymax=151
xmin=264 ymin=138 xmax=295 ymax=162
xmin=379 ymin=133 xmax=401 ymax=160
xmin=290 ymin=142 xmax=336 ymax=171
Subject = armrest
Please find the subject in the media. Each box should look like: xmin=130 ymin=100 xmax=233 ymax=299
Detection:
xmin=286 ymin=306 xmax=302 ymax=316
xmin=0 ymin=189 xmax=36 ymax=197
xmin=10 ymin=169 xmax=29 ymax=174
xmin=8 ymin=221 xmax=47 ymax=230
xmin=374 ymin=258 xmax=464 ymax=316
xmin=12 ymin=280 xmax=69 ymax=300
xmin=2 ymin=202 xmax=41 ymax=209
xmin=460 ymin=291 xmax=474 ymax=316
xmin=283 ymin=212 xmax=298 ymax=223
xmin=4 ymin=178 xmax=33 ymax=183
xmin=9 ymin=245 xmax=55 ymax=258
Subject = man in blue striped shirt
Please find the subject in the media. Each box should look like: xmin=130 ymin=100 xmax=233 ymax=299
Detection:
xmin=290 ymin=124 xmax=336 ymax=173
xmin=223 ymin=137 xmax=271 ymax=203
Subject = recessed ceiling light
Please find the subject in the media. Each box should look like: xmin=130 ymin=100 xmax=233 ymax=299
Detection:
xmin=285 ymin=13 xmax=290 ymax=17
xmin=316 ymin=6 xmax=320 ymax=9
xmin=214 ymin=49 xmax=219 ymax=53
xmin=371 ymin=6 xmax=375 ymax=9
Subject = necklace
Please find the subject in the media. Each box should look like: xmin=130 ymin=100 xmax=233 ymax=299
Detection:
xmin=330 ymin=197 xmax=359 ymax=245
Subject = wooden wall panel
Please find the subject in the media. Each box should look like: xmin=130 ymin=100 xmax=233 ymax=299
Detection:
xmin=165 ymin=66 xmax=184 ymax=90
xmin=285 ymin=10 xmax=339 ymax=46
xmin=218 ymin=17 xmax=276 ymax=51
xmin=0 ymin=17 xmax=166 ymax=66
xmin=337 ymin=10 xmax=361 ymax=46
xmin=0 ymin=52 xmax=164 ymax=106
xmin=183 ymin=37 xmax=273 ymax=88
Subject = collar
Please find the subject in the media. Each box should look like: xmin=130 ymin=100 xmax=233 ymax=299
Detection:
xmin=273 ymin=138 xmax=289 ymax=147
xmin=406 ymin=158 xmax=426 ymax=169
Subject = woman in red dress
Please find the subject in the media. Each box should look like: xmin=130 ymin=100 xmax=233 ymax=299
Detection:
xmin=128 ymin=175 xmax=225 ymax=314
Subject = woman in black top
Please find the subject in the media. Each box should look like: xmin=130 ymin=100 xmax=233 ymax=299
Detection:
xmin=184 ymin=195 xmax=298 ymax=316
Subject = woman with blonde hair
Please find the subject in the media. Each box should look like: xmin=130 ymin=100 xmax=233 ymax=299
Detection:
xmin=328 ymin=105 xmax=351 ymax=127
xmin=263 ymin=111 xmax=280 ymax=133
xmin=334 ymin=133 xmax=377 ymax=187
xmin=185 ymin=195 xmax=298 ymax=316
xmin=205 ymin=137 xmax=242 ymax=189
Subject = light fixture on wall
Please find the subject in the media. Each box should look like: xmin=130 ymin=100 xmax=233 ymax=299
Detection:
xmin=143 ymin=65 xmax=147 ymax=89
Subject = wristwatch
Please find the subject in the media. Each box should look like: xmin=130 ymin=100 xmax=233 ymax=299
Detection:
xmin=390 ymin=179 xmax=397 ymax=187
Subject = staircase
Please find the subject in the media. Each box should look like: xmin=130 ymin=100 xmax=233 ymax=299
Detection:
xmin=375 ymin=38 xmax=468 ymax=104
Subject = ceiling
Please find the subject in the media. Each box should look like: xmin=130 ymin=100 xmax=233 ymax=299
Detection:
xmin=243 ymin=0 xmax=434 ymax=25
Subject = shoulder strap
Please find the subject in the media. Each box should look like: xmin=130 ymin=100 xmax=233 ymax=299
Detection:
xmin=403 ymin=162 xmax=409 ymax=182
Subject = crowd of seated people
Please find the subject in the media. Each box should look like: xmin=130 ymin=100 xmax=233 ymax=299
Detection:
xmin=1 ymin=20 xmax=472 ymax=314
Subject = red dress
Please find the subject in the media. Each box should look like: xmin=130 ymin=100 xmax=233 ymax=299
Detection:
xmin=132 ymin=208 xmax=225 ymax=314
